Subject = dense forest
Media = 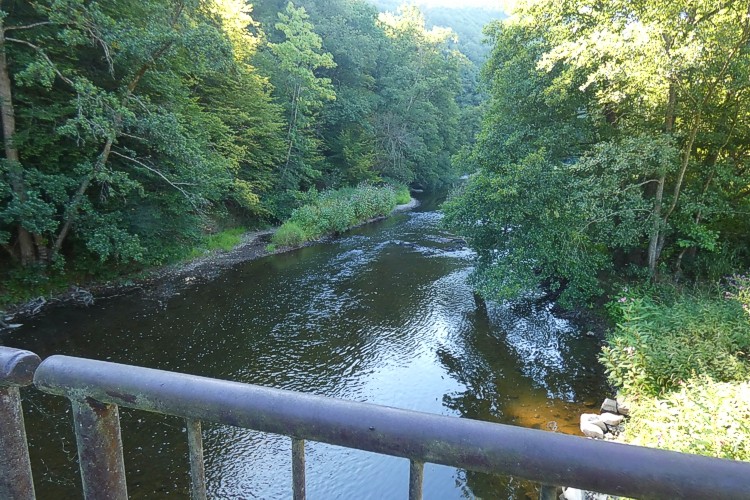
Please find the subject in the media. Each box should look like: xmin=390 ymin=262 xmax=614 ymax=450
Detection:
xmin=0 ymin=0 xmax=476 ymax=298
xmin=446 ymin=0 xmax=750 ymax=305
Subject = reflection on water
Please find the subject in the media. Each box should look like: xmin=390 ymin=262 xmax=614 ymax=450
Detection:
xmin=2 ymin=193 xmax=608 ymax=499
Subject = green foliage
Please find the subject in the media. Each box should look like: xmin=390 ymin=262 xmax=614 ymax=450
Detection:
xmin=272 ymin=222 xmax=309 ymax=247
xmin=393 ymin=185 xmax=411 ymax=205
xmin=444 ymin=0 xmax=750 ymax=304
xmin=601 ymin=283 xmax=750 ymax=461
xmin=727 ymin=274 xmax=750 ymax=318
xmin=622 ymin=378 xmax=750 ymax=461
xmin=1 ymin=0 xmax=483 ymax=295
xmin=188 ymin=227 xmax=246 ymax=258
xmin=266 ymin=1 xmax=337 ymax=191
xmin=600 ymin=287 xmax=750 ymax=396
xmin=271 ymin=184 xmax=397 ymax=247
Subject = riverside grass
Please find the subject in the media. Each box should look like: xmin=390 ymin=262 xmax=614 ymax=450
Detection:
xmin=271 ymin=184 xmax=405 ymax=248
xmin=601 ymin=279 xmax=750 ymax=460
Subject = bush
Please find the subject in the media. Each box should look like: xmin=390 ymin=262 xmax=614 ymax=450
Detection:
xmin=272 ymin=222 xmax=308 ymax=247
xmin=394 ymin=185 xmax=412 ymax=205
xmin=600 ymin=289 xmax=750 ymax=396
xmin=622 ymin=378 xmax=750 ymax=461
xmin=186 ymin=227 xmax=245 ymax=259
xmin=601 ymin=283 xmax=750 ymax=461
xmin=271 ymin=184 xmax=399 ymax=247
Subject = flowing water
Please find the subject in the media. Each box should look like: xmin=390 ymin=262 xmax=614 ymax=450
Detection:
xmin=2 ymin=193 xmax=609 ymax=499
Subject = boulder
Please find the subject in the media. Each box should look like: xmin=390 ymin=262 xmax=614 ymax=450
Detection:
xmin=600 ymin=412 xmax=625 ymax=426
xmin=563 ymin=488 xmax=608 ymax=500
xmin=601 ymin=398 xmax=630 ymax=416
xmin=580 ymin=421 xmax=605 ymax=439
xmin=563 ymin=488 xmax=586 ymax=500
xmin=581 ymin=414 xmax=607 ymax=431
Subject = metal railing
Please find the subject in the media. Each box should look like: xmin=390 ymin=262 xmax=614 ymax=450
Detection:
xmin=2 ymin=346 xmax=750 ymax=499
xmin=0 ymin=347 xmax=40 ymax=500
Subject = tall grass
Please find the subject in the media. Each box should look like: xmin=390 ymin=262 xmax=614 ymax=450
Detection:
xmin=600 ymin=279 xmax=750 ymax=460
xmin=187 ymin=227 xmax=245 ymax=259
xmin=272 ymin=184 xmax=401 ymax=247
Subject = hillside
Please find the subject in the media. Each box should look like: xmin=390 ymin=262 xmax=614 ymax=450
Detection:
xmin=369 ymin=1 xmax=506 ymax=63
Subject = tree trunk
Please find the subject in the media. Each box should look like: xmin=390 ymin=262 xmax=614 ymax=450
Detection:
xmin=647 ymin=82 xmax=678 ymax=276
xmin=0 ymin=16 xmax=37 ymax=265
xmin=647 ymin=175 xmax=665 ymax=275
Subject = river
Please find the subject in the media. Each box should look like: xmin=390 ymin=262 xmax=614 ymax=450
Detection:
xmin=1 ymin=193 xmax=609 ymax=499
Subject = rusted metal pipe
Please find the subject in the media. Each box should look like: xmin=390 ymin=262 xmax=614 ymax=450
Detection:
xmin=34 ymin=355 xmax=750 ymax=500
xmin=292 ymin=438 xmax=306 ymax=500
xmin=0 ymin=347 xmax=40 ymax=500
xmin=408 ymin=460 xmax=424 ymax=500
xmin=186 ymin=419 xmax=207 ymax=500
xmin=70 ymin=397 xmax=128 ymax=500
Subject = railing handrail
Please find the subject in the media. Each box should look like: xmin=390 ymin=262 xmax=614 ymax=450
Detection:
xmin=32 ymin=354 xmax=750 ymax=500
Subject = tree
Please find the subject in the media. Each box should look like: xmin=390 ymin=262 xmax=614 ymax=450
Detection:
xmin=0 ymin=0 xmax=281 ymax=267
xmin=445 ymin=0 xmax=750 ymax=304
xmin=267 ymin=1 xmax=336 ymax=192
xmin=374 ymin=6 xmax=464 ymax=187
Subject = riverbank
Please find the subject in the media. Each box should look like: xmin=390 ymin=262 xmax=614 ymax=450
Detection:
xmin=591 ymin=281 xmax=750 ymax=460
xmin=1 ymin=198 xmax=419 ymax=331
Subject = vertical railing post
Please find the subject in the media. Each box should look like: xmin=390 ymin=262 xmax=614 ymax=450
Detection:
xmin=70 ymin=397 xmax=128 ymax=500
xmin=292 ymin=438 xmax=306 ymax=500
xmin=186 ymin=419 xmax=207 ymax=500
xmin=539 ymin=484 xmax=558 ymax=500
xmin=0 ymin=347 xmax=41 ymax=500
xmin=409 ymin=460 xmax=424 ymax=500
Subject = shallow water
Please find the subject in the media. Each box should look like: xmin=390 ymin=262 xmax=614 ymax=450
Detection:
xmin=2 ymin=193 xmax=609 ymax=499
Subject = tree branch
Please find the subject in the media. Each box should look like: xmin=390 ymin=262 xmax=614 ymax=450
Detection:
xmin=5 ymin=37 xmax=74 ymax=86
xmin=3 ymin=21 xmax=55 ymax=32
xmin=110 ymin=150 xmax=201 ymax=211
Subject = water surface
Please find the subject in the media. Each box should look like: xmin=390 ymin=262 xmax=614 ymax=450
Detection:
xmin=3 ymin=193 xmax=609 ymax=499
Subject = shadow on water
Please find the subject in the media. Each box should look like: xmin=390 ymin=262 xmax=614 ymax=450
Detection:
xmin=2 ymin=191 xmax=609 ymax=499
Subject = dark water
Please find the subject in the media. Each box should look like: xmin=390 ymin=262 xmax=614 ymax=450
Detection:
xmin=2 ymin=193 xmax=609 ymax=499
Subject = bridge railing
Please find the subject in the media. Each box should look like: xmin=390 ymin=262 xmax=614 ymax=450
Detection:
xmin=3 ymin=346 xmax=750 ymax=499
xmin=0 ymin=347 xmax=40 ymax=500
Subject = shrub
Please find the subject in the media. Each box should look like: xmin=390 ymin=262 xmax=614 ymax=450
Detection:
xmin=394 ymin=185 xmax=412 ymax=205
xmin=601 ymin=283 xmax=750 ymax=461
xmin=622 ymin=378 xmax=750 ymax=461
xmin=726 ymin=273 xmax=750 ymax=318
xmin=271 ymin=184 xmax=399 ymax=247
xmin=600 ymin=290 xmax=750 ymax=396
xmin=272 ymin=222 xmax=308 ymax=247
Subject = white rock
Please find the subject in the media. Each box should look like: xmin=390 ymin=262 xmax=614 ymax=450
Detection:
xmin=580 ymin=413 xmax=607 ymax=431
xmin=580 ymin=421 xmax=605 ymax=439
xmin=563 ymin=488 xmax=586 ymax=500
xmin=600 ymin=412 xmax=625 ymax=426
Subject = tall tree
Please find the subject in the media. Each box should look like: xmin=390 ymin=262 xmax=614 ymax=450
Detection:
xmin=267 ymin=1 xmax=336 ymax=192
xmin=0 ymin=0 xmax=282 ymax=267
xmin=445 ymin=0 xmax=750 ymax=304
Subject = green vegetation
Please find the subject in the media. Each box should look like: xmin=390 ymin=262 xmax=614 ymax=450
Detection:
xmin=271 ymin=184 xmax=399 ymax=247
xmin=602 ymin=285 xmax=750 ymax=396
xmin=602 ymin=279 xmax=750 ymax=460
xmin=187 ymin=228 xmax=246 ymax=259
xmin=393 ymin=185 xmax=411 ymax=205
xmin=438 ymin=0 xmax=750 ymax=462
xmin=1 ymin=0 xmax=475 ymax=300
xmin=622 ymin=379 xmax=750 ymax=460
xmin=445 ymin=0 xmax=750 ymax=305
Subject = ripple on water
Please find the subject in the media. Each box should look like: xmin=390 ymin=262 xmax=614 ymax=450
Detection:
xmin=4 ymin=197 xmax=608 ymax=499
